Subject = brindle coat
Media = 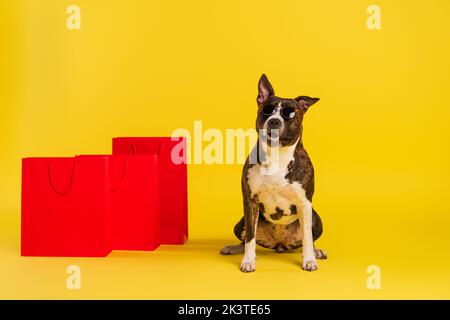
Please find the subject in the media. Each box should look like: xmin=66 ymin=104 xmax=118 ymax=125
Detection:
xmin=234 ymin=140 xmax=323 ymax=252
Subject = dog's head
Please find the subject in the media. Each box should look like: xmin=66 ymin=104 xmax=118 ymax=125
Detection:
xmin=256 ymin=74 xmax=319 ymax=148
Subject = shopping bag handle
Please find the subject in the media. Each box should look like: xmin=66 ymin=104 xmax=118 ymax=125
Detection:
xmin=47 ymin=160 xmax=76 ymax=196
xmin=110 ymin=158 xmax=127 ymax=192
xmin=130 ymin=141 xmax=162 ymax=155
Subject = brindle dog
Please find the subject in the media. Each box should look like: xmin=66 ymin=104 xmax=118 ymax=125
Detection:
xmin=220 ymin=74 xmax=327 ymax=272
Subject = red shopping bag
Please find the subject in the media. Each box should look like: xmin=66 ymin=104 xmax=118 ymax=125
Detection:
xmin=21 ymin=155 xmax=160 ymax=257
xmin=113 ymin=137 xmax=188 ymax=245
xmin=21 ymin=156 xmax=112 ymax=257
xmin=109 ymin=155 xmax=160 ymax=251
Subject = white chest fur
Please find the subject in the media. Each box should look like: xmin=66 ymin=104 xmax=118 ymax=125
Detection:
xmin=247 ymin=140 xmax=308 ymax=225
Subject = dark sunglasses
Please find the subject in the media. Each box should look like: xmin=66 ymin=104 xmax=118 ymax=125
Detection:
xmin=261 ymin=104 xmax=298 ymax=119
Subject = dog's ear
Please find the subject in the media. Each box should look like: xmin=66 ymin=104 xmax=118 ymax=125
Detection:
xmin=295 ymin=96 xmax=320 ymax=111
xmin=257 ymin=74 xmax=274 ymax=105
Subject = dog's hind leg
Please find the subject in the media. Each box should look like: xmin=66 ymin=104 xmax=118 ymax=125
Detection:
xmin=220 ymin=243 xmax=244 ymax=255
xmin=314 ymin=247 xmax=327 ymax=259
xmin=312 ymin=208 xmax=323 ymax=241
xmin=312 ymin=208 xmax=327 ymax=259
xmin=220 ymin=217 xmax=245 ymax=255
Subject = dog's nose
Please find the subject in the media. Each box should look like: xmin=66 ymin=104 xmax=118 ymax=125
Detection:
xmin=267 ymin=118 xmax=282 ymax=130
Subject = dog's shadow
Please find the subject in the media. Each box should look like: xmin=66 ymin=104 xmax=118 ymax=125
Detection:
xmin=111 ymin=239 xmax=304 ymax=268
xmin=212 ymin=240 xmax=305 ymax=268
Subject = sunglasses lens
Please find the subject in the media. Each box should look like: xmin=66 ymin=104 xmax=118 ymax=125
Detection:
xmin=262 ymin=105 xmax=276 ymax=115
xmin=281 ymin=107 xmax=296 ymax=119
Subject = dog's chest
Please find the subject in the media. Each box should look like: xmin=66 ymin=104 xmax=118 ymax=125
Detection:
xmin=247 ymin=160 xmax=307 ymax=225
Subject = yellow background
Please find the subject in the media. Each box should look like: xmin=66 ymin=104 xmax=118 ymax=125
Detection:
xmin=1 ymin=0 xmax=450 ymax=299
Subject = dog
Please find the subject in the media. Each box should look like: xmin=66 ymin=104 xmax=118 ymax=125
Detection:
xmin=220 ymin=74 xmax=327 ymax=272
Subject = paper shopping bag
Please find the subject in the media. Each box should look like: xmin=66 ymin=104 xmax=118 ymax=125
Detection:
xmin=108 ymin=154 xmax=160 ymax=251
xmin=112 ymin=137 xmax=188 ymax=245
xmin=21 ymin=156 xmax=112 ymax=257
xmin=21 ymin=154 xmax=161 ymax=257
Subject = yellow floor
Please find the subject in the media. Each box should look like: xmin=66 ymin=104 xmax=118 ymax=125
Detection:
xmin=1 ymin=213 xmax=449 ymax=300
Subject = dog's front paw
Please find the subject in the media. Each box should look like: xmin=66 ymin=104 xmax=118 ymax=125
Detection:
xmin=302 ymin=258 xmax=318 ymax=272
xmin=240 ymin=258 xmax=256 ymax=273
